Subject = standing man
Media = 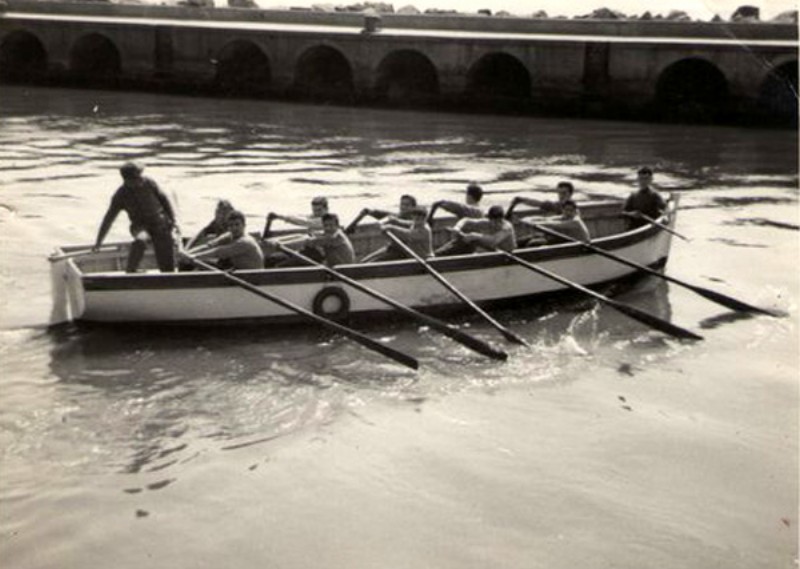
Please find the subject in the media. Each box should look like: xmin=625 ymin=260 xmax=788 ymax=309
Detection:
xmin=94 ymin=162 xmax=177 ymax=273
xmin=623 ymin=167 xmax=667 ymax=228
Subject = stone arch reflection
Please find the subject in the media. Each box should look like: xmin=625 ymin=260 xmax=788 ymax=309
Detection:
xmin=0 ymin=30 xmax=48 ymax=83
xmin=215 ymin=40 xmax=271 ymax=97
xmin=294 ymin=45 xmax=354 ymax=102
xmin=375 ymin=49 xmax=439 ymax=105
xmin=70 ymin=33 xmax=122 ymax=86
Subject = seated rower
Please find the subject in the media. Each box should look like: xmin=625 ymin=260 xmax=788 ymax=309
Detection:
xmin=427 ymin=182 xmax=485 ymax=222
xmin=623 ymin=167 xmax=667 ymax=228
xmin=522 ymin=200 xmax=590 ymax=246
xmin=265 ymin=195 xmax=328 ymax=236
xmin=186 ymin=199 xmax=235 ymax=249
xmin=507 ymin=181 xmax=575 ymax=219
xmin=266 ymin=213 xmax=355 ymax=267
xmin=435 ymin=205 xmax=515 ymax=256
xmin=362 ymin=206 xmax=432 ymax=263
xmin=347 ymin=194 xmax=417 ymax=234
xmin=183 ymin=210 xmax=264 ymax=270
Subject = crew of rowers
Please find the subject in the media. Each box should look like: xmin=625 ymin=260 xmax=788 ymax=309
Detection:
xmin=93 ymin=162 xmax=666 ymax=273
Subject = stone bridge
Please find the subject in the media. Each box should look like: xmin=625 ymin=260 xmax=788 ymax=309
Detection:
xmin=0 ymin=1 xmax=797 ymax=124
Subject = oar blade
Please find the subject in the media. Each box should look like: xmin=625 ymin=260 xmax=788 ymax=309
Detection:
xmin=609 ymin=298 xmax=703 ymax=341
xmin=688 ymin=285 xmax=781 ymax=317
xmin=437 ymin=324 xmax=509 ymax=361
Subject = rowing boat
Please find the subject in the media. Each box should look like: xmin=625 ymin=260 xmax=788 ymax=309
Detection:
xmin=49 ymin=198 xmax=679 ymax=326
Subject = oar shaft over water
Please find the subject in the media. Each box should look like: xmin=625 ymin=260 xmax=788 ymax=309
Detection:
xmin=184 ymin=255 xmax=419 ymax=370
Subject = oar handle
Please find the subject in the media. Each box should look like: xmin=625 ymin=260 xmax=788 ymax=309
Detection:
xmin=275 ymin=243 xmax=508 ymax=361
xmin=183 ymin=254 xmax=419 ymax=370
xmin=48 ymin=245 xmax=119 ymax=262
xmin=344 ymin=210 xmax=368 ymax=234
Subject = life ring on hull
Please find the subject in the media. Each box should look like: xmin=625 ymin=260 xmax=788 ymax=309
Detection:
xmin=312 ymin=286 xmax=351 ymax=321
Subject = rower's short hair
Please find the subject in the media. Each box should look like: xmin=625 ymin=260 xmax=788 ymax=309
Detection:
xmin=487 ymin=205 xmax=505 ymax=219
xmin=411 ymin=206 xmax=428 ymax=217
xmin=556 ymin=181 xmax=574 ymax=195
xmin=311 ymin=196 xmax=328 ymax=207
xmin=400 ymin=194 xmax=417 ymax=206
xmin=120 ymin=161 xmax=143 ymax=179
xmin=466 ymin=183 xmax=484 ymax=202
xmin=226 ymin=210 xmax=246 ymax=224
xmin=321 ymin=213 xmax=339 ymax=225
xmin=638 ymin=167 xmax=653 ymax=176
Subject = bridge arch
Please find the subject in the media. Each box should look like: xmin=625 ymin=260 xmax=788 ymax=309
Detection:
xmin=655 ymin=58 xmax=728 ymax=121
xmin=0 ymin=30 xmax=48 ymax=82
xmin=69 ymin=33 xmax=121 ymax=86
xmin=374 ymin=49 xmax=439 ymax=105
xmin=294 ymin=44 xmax=354 ymax=102
xmin=757 ymin=60 xmax=798 ymax=126
xmin=465 ymin=52 xmax=531 ymax=107
xmin=214 ymin=40 xmax=271 ymax=97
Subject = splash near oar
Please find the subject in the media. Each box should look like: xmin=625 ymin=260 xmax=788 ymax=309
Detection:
xmin=532 ymin=224 xmax=780 ymax=317
xmin=497 ymin=249 xmax=703 ymax=341
xmin=384 ymin=231 xmax=529 ymax=346
xmin=275 ymin=244 xmax=509 ymax=361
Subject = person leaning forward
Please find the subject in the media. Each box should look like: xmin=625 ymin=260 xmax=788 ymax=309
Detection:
xmin=93 ymin=162 xmax=177 ymax=273
xmin=435 ymin=205 xmax=516 ymax=256
xmin=266 ymin=213 xmax=355 ymax=267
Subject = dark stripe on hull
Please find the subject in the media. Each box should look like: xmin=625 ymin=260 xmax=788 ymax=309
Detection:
xmin=76 ymin=256 xmax=669 ymax=328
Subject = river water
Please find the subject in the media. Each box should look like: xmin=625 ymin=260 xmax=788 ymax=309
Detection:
xmin=0 ymin=85 xmax=797 ymax=568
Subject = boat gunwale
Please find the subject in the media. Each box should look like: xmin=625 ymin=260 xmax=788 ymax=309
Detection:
xmin=77 ymin=217 xmax=665 ymax=292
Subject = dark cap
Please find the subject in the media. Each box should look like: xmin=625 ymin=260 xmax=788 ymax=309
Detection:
xmin=120 ymin=161 xmax=143 ymax=179
xmin=487 ymin=205 xmax=504 ymax=219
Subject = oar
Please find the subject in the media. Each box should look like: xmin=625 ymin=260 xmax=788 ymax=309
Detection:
xmin=182 ymin=254 xmax=419 ymax=371
xmin=532 ymin=224 xmax=779 ymax=317
xmin=262 ymin=213 xmax=276 ymax=239
xmin=496 ymin=249 xmax=703 ymax=341
xmin=48 ymin=245 xmax=119 ymax=262
xmin=384 ymin=231 xmax=529 ymax=346
xmin=623 ymin=212 xmax=690 ymax=241
xmin=275 ymin=244 xmax=508 ymax=361
xmin=344 ymin=209 xmax=369 ymax=234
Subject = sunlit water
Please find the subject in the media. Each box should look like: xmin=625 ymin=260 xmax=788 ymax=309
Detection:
xmin=0 ymin=85 xmax=797 ymax=569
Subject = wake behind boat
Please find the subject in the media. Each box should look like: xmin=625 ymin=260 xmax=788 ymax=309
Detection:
xmin=49 ymin=199 xmax=679 ymax=327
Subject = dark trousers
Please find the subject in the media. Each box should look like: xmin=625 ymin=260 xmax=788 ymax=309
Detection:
xmin=126 ymin=225 xmax=175 ymax=273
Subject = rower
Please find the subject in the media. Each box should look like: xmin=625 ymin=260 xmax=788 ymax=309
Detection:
xmin=266 ymin=213 xmax=355 ymax=267
xmin=183 ymin=210 xmax=264 ymax=270
xmin=521 ymin=200 xmax=590 ymax=246
xmin=435 ymin=205 xmax=515 ymax=256
xmin=506 ymin=181 xmax=575 ymax=220
xmin=623 ymin=167 xmax=667 ymax=228
xmin=427 ymin=182 xmax=485 ymax=223
xmin=362 ymin=206 xmax=432 ymax=263
xmin=351 ymin=194 xmax=417 ymax=231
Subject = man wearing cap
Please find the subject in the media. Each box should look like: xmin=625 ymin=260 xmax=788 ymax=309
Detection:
xmin=623 ymin=167 xmax=667 ymax=228
xmin=435 ymin=205 xmax=516 ymax=256
xmin=93 ymin=162 xmax=177 ymax=273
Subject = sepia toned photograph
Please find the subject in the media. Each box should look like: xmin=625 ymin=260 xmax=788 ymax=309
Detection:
xmin=0 ymin=0 xmax=797 ymax=566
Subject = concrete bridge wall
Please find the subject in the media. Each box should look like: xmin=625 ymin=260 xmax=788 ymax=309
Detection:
xmin=0 ymin=0 xmax=796 ymax=124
